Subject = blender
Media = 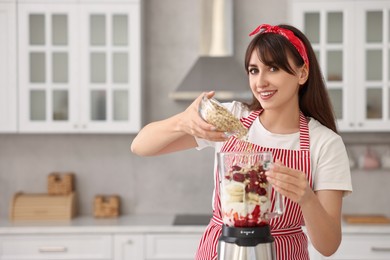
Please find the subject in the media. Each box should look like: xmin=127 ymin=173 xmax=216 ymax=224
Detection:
xmin=217 ymin=151 xmax=284 ymax=260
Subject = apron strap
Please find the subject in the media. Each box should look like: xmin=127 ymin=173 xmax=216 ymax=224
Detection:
xmin=240 ymin=109 xmax=310 ymax=151
xmin=299 ymin=112 xmax=310 ymax=151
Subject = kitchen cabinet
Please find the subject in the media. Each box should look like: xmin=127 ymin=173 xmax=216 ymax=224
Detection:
xmin=321 ymin=234 xmax=390 ymax=259
xmin=0 ymin=0 xmax=17 ymax=132
xmin=114 ymin=234 xmax=145 ymax=260
xmin=289 ymin=0 xmax=390 ymax=132
xmin=145 ymin=233 xmax=201 ymax=260
xmin=0 ymin=234 xmax=112 ymax=260
xmin=18 ymin=0 xmax=141 ymax=133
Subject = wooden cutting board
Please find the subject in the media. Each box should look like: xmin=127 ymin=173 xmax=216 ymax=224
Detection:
xmin=343 ymin=214 xmax=390 ymax=224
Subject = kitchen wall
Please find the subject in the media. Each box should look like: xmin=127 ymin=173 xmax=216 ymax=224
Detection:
xmin=1 ymin=0 xmax=390 ymax=219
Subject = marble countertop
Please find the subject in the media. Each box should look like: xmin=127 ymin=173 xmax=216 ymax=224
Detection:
xmin=1 ymin=215 xmax=390 ymax=235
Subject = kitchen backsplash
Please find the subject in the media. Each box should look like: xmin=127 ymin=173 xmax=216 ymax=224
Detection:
xmin=1 ymin=0 xmax=390 ymax=219
xmin=1 ymin=133 xmax=390 ymax=219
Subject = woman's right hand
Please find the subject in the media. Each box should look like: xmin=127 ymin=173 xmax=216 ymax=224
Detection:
xmin=178 ymin=91 xmax=228 ymax=142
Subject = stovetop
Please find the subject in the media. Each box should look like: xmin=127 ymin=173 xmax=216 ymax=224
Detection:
xmin=172 ymin=214 xmax=212 ymax=226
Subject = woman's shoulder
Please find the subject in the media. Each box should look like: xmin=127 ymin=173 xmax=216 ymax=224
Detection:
xmin=308 ymin=118 xmax=344 ymax=145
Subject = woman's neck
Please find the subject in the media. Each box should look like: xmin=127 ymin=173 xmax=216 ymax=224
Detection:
xmin=259 ymin=108 xmax=300 ymax=134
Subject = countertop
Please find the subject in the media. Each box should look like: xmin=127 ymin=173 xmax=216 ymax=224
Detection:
xmin=0 ymin=215 xmax=207 ymax=234
xmin=1 ymin=215 xmax=390 ymax=235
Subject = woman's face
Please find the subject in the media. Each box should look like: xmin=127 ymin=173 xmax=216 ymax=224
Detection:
xmin=248 ymin=50 xmax=307 ymax=113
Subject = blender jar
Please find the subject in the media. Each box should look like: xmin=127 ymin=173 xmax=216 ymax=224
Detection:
xmin=217 ymin=151 xmax=284 ymax=227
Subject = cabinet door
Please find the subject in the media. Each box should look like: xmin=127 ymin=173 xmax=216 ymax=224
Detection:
xmin=0 ymin=2 xmax=17 ymax=132
xmin=354 ymin=1 xmax=390 ymax=131
xmin=0 ymin=234 xmax=112 ymax=260
xmin=79 ymin=3 xmax=141 ymax=133
xmin=114 ymin=234 xmax=144 ymax=260
xmin=324 ymin=234 xmax=390 ymax=259
xmin=18 ymin=3 xmax=80 ymax=133
xmin=290 ymin=1 xmax=355 ymax=131
xmin=145 ymin=233 xmax=201 ymax=259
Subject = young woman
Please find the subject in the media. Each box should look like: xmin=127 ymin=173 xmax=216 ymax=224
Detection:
xmin=131 ymin=24 xmax=352 ymax=260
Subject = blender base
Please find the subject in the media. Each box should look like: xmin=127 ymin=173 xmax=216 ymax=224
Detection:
xmin=217 ymin=225 xmax=276 ymax=260
xmin=218 ymin=240 xmax=275 ymax=260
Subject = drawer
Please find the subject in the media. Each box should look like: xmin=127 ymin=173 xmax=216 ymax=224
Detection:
xmin=0 ymin=234 xmax=111 ymax=260
xmin=326 ymin=234 xmax=390 ymax=259
xmin=145 ymin=233 xmax=201 ymax=259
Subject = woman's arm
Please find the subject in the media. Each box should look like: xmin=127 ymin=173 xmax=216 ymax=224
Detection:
xmin=265 ymin=162 xmax=343 ymax=256
xmin=131 ymin=91 xmax=227 ymax=156
xmin=302 ymin=189 xmax=343 ymax=256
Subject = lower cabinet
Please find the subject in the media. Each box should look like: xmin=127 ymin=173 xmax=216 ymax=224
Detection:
xmin=322 ymin=234 xmax=390 ymax=260
xmin=0 ymin=232 xmax=202 ymax=260
xmin=0 ymin=234 xmax=112 ymax=260
xmin=114 ymin=234 xmax=145 ymax=260
xmin=145 ymin=233 xmax=201 ymax=260
xmin=2 ymin=230 xmax=390 ymax=260
xmin=308 ymin=234 xmax=390 ymax=260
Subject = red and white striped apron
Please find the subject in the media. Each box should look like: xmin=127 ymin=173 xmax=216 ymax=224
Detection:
xmin=195 ymin=109 xmax=313 ymax=260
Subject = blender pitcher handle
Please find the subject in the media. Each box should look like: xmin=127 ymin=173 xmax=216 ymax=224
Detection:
xmin=263 ymin=157 xmax=285 ymax=219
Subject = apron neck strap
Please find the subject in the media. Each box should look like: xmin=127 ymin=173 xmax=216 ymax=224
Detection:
xmin=240 ymin=109 xmax=310 ymax=151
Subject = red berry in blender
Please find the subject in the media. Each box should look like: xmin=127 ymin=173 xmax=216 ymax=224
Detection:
xmin=233 ymin=173 xmax=246 ymax=182
xmin=257 ymin=187 xmax=267 ymax=196
xmin=231 ymin=165 xmax=242 ymax=172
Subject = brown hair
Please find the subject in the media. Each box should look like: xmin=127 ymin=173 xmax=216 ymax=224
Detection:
xmin=244 ymin=24 xmax=338 ymax=133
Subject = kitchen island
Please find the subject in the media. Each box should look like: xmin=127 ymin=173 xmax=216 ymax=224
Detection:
xmin=0 ymin=215 xmax=390 ymax=259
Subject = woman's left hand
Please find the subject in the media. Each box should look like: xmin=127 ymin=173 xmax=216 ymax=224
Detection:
xmin=265 ymin=160 xmax=313 ymax=205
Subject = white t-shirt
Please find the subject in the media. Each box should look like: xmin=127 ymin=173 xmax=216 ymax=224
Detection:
xmin=196 ymin=101 xmax=353 ymax=202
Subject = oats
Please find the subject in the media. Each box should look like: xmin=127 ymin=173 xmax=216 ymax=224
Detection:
xmin=199 ymin=96 xmax=248 ymax=139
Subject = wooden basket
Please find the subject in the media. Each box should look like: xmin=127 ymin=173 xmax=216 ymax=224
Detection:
xmin=94 ymin=195 xmax=120 ymax=218
xmin=48 ymin=172 xmax=74 ymax=195
xmin=10 ymin=192 xmax=76 ymax=221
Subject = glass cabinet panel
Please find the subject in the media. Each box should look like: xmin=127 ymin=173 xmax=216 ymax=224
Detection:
xmin=29 ymin=14 xmax=45 ymax=45
xmin=53 ymin=90 xmax=68 ymax=120
xmin=91 ymin=90 xmax=106 ymax=120
xmin=90 ymin=15 xmax=106 ymax=46
xmin=366 ymin=88 xmax=382 ymax=119
xmin=113 ymin=52 xmax=128 ymax=83
xmin=90 ymin=52 xmax=106 ymax=83
xmin=304 ymin=12 xmax=320 ymax=44
xmin=30 ymin=90 xmax=46 ymax=120
xmin=113 ymin=90 xmax=128 ymax=121
xmin=327 ymin=50 xmax=343 ymax=81
xmin=52 ymin=52 xmax=68 ymax=83
xmin=366 ymin=50 xmax=382 ymax=81
xmin=367 ymin=11 xmax=382 ymax=43
xmin=52 ymin=14 xmax=67 ymax=45
xmin=388 ymin=88 xmax=390 ymax=119
xmin=328 ymin=89 xmax=343 ymax=119
xmin=113 ymin=15 xmax=128 ymax=46
xmin=327 ymin=12 xmax=343 ymax=43
xmin=30 ymin=52 xmax=46 ymax=83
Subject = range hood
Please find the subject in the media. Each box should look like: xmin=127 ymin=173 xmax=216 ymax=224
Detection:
xmin=169 ymin=0 xmax=251 ymax=101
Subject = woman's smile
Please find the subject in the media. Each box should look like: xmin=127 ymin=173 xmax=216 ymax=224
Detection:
xmin=259 ymin=90 xmax=277 ymax=100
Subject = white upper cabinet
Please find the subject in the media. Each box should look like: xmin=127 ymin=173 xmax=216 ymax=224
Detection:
xmin=290 ymin=0 xmax=390 ymax=132
xmin=0 ymin=1 xmax=17 ymax=132
xmin=18 ymin=0 xmax=141 ymax=133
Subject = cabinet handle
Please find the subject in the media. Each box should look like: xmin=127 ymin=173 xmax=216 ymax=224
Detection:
xmin=39 ymin=246 xmax=67 ymax=253
xmin=127 ymin=240 xmax=133 ymax=244
xmin=371 ymin=247 xmax=390 ymax=252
